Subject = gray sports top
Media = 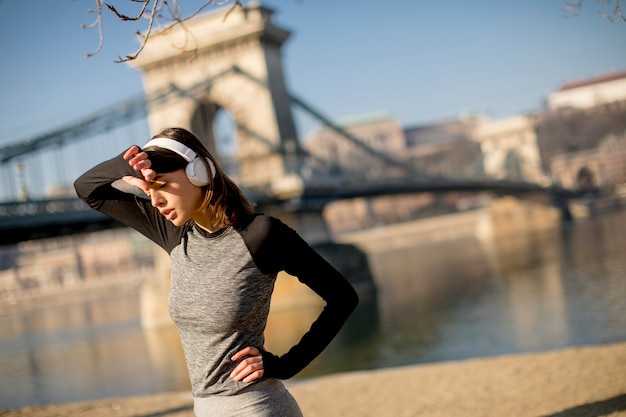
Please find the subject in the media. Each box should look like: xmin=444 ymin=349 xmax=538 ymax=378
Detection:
xmin=74 ymin=150 xmax=359 ymax=398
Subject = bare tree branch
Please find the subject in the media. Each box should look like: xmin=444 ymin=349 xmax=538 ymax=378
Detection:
xmin=106 ymin=0 xmax=151 ymax=21
xmin=86 ymin=0 xmax=622 ymax=64
xmin=598 ymin=0 xmax=626 ymax=22
xmin=564 ymin=0 xmax=626 ymax=22
xmin=563 ymin=0 xmax=584 ymax=18
xmin=114 ymin=0 xmax=159 ymax=62
xmin=82 ymin=0 xmax=105 ymax=58
xmin=82 ymin=0 xmax=244 ymax=63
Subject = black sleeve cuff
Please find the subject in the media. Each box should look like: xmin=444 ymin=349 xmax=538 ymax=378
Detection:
xmin=260 ymin=349 xmax=296 ymax=380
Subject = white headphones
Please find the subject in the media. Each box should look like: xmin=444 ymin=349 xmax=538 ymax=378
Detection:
xmin=142 ymin=137 xmax=216 ymax=187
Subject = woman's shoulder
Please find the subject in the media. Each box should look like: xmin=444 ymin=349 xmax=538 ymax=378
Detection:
xmin=239 ymin=213 xmax=288 ymax=237
xmin=237 ymin=214 xmax=303 ymax=272
xmin=237 ymin=213 xmax=298 ymax=252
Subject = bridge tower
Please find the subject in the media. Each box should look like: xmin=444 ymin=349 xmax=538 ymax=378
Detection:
xmin=130 ymin=3 xmax=302 ymax=194
xmin=471 ymin=115 xmax=550 ymax=186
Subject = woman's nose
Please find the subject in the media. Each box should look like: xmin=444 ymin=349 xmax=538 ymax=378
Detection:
xmin=150 ymin=191 xmax=164 ymax=207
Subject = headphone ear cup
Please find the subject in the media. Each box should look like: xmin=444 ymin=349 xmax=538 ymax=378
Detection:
xmin=186 ymin=158 xmax=210 ymax=186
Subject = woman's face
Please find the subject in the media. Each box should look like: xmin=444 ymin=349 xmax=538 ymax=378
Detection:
xmin=147 ymin=169 xmax=205 ymax=226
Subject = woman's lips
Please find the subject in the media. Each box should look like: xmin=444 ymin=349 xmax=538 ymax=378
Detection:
xmin=161 ymin=209 xmax=174 ymax=220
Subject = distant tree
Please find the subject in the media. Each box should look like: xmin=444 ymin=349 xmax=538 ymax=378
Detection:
xmin=82 ymin=0 xmax=244 ymax=63
xmin=564 ymin=0 xmax=625 ymax=23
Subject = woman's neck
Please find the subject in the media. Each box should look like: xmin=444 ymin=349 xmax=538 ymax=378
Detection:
xmin=194 ymin=220 xmax=224 ymax=234
xmin=192 ymin=212 xmax=225 ymax=233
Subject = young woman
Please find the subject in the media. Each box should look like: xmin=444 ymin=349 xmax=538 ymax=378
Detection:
xmin=74 ymin=127 xmax=359 ymax=416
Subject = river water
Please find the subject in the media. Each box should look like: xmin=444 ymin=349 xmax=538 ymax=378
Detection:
xmin=1 ymin=209 xmax=626 ymax=409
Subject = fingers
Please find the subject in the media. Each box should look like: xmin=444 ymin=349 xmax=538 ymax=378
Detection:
xmin=231 ymin=346 xmax=260 ymax=361
xmin=230 ymin=346 xmax=264 ymax=383
xmin=141 ymin=168 xmax=156 ymax=182
xmin=230 ymin=356 xmax=264 ymax=383
xmin=123 ymin=146 xmax=139 ymax=161
xmin=129 ymin=154 xmax=151 ymax=171
xmin=123 ymin=146 xmax=152 ymax=171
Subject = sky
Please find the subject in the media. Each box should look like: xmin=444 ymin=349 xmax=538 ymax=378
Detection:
xmin=0 ymin=0 xmax=625 ymax=145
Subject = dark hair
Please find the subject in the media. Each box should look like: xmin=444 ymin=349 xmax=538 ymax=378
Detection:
xmin=143 ymin=127 xmax=255 ymax=227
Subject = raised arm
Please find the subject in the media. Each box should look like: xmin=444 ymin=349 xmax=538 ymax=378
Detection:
xmin=73 ymin=147 xmax=177 ymax=251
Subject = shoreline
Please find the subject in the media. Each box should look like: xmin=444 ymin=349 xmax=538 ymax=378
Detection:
xmin=0 ymin=277 xmax=142 ymax=316
xmin=3 ymin=342 xmax=625 ymax=417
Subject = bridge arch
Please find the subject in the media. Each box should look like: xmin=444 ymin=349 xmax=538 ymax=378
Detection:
xmin=504 ymin=149 xmax=523 ymax=180
xmin=576 ymin=166 xmax=596 ymax=191
xmin=130 ymin=4 xmax=300 ymax=191
xmin=189 ymin=101 xmax=221 ymax=159
xmin=471 ymin=115 xmax=549 ymax=185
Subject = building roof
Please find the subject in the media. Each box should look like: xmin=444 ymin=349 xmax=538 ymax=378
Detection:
xmin=559 ymin=69 xmax=626 ymax=91
xmin=335 ymin=112 xmax=395 ymax=127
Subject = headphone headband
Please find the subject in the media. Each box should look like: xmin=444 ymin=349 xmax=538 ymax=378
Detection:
xmin=142 ymin=137 xmax=197 ymax=162
xmin=141 ymin=136 xmax=216 ymax=185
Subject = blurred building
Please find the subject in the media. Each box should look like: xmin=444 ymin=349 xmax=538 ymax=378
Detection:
xmin=304 ymin=114 xmax=486 ymax=232
xmin=0 ymin=229 xmax=155 ymax=298
xmin=403 ymin=118 xmax=483 ymax=177
xmin=547 ymin=69 xmax=626 ymax=111
xmin=302 ymin=113 xmax=407 ymax=181
xmin=550 ymin=129 xmax=626 ymax=190
xmin=538 ymin=69 xmax=626 ymax=191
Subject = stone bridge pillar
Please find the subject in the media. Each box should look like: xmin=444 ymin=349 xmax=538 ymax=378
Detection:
xmin=130 ymin=3 xmax=301 ymax=190
xmin=471 ymin=115 xmax=550 ymax=186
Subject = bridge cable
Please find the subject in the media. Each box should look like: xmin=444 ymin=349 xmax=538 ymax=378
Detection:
xmin=2 ymin=65 xmax=423 ymax=181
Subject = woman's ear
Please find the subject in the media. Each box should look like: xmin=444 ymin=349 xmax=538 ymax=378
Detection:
xmin=185 ymin=157 xmax=216 ymax=186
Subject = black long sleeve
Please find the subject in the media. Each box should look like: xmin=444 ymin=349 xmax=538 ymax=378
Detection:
xmin=73 ymin=150 xmax=181 ymax=252
xmin=245 ymin=215 xmax=359 ymax=379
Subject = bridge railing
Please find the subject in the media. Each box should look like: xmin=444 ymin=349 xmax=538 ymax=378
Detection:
xmin=0 ymin=196 xmax=122 ymax=245
xmin=0 ymin=197 xmax=88 ymax=218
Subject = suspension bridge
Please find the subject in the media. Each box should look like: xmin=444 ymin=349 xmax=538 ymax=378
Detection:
xmin=0 ymin=69 xmax=576 ymax=245
xmin=0 ymin=4 xmax=578 ymax=246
